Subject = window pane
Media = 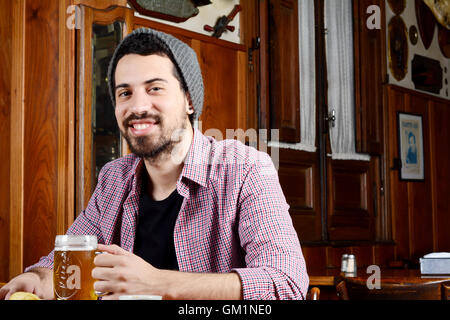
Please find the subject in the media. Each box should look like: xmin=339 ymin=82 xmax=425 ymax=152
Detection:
xmin=325 ymin=0 xmax=369 ymax=161
xmin=91 ymin=22 xmax=123 ymax=186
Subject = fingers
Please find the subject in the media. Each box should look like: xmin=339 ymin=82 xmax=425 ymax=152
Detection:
xmin=92 ymin=253 xmax=126 ymax=296
xmin=2 ymin=287 xmax=25 ymax=300
xmin=94 ymin=252 xmax=127 ymax=268
xmin=33 ymin=287 xmax=44 ymax=300
xmin=94 ymin=245 xmax=129 ymax=267
xmin=0 ymin=287 xmax=9 ymax=300
xmin=92 ymin=245 xmax=129 ymax=299
xmin=4 ymin=289 xmax=14 ymax=301
xmin=93 ymin=280 xmax=116 ymax=294
xmin=92 ymin=266 xmax=117 ymax=281
xmin=0 ymin=282 xmax=36 ymax=300
xmin=97 ymin=244 xmax=128 ymax=256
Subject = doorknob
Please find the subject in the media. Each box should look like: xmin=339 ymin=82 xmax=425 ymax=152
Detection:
xmin=325 ymin=109 xmax=336 ymax=128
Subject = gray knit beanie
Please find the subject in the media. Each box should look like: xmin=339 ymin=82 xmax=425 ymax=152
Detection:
xmin=107 ymin=27 xmax=204 ymax=120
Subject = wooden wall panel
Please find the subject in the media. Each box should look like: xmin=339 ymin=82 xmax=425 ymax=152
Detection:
xmin=351 ymin=245 xmax=374 ymax=267
xmin=327 ymin=160 xmax=374 ymax=241
xmin=333 ymin=171 xmax=367 ymax=213
xmin=408 ymin=95 xmax=433 ymax=260
xmin=198 ymin=42 xmax=239 ymax=135
xmin=23 ymin=0 xmax=59 ymax=269
xmin=278 ymin=164 xmax=313 ymax=210
xmin=278 ymin=149 xmax=321 ymax=242
xmin=430 ymin=101 xmax=450 ymax=252
xmin=387 ymin=85 xmax=450 ymax=264
xmin=304 ymin=244 xmax=396 ymax=272
xmin=326 ymin=246 xmax=352 ymax=268
xmin=387 ymin=87 xmax=410 ymax=260
xmin=302 ymin=246 xmax=326 ymax=272
xmin=373 ymin=244 xmax=396 ymax=267
xmin=0 ymin=0 xmax=12 ymax=282
xmin=9 ymin=0 xmax=26 ymax=279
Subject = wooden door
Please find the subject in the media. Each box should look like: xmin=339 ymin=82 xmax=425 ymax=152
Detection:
xmin=263 ymin=0 xmax=322 ymax=242
xmin=324 ymin=0 xmax=382 ymax=241
xmin=354 ymin=0 xmax=386 ymax=155
xmin=260 ymin=0 xmax=385 ymax=243
xmin=76 ymin=5 xmax=134 ymax=214
xmin=268 ymin=0 xmax=300 ymax=143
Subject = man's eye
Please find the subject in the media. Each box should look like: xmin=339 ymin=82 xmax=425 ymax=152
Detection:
xmin=118 ymin=91 xmax=131 ymax=98
xmin=149 ymin=87 xmax=162 ymax=93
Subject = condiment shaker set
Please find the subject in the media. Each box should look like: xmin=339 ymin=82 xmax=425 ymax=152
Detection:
xmin=341 ymin=254 xmax=357 ymax=277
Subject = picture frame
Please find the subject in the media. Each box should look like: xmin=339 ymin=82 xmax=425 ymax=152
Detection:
xmin=397 ymin=112 xmax=425 ymax=181
xmin=128 ymin=0 xmax=200 ymax=23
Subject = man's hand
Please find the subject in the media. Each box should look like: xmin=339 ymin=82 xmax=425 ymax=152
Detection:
xmin=92 ymin=244 xmax=164 ymax=300
xmin=92 ymin=244 xmax=242 ymax=300
xmin=0 ymin=268 xmax=53 ymax=300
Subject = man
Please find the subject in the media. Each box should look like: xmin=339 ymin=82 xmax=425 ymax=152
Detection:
xmin=0 ymin=28 xmax=308 ymax=300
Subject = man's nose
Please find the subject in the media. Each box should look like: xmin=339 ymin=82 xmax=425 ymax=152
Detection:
xmin=128 ymin=89 xmax=153 ymax=114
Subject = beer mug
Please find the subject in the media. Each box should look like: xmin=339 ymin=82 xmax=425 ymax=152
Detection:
xmin=53 ymin=235 xmax=98 ymax=300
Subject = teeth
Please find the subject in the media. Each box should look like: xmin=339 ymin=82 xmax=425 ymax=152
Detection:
xmin=133 ymin=123 xmax=151 ymax=130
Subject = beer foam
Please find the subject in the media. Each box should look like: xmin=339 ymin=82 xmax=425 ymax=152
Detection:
xmin=54 ymin=246 xmax=97 ymax=251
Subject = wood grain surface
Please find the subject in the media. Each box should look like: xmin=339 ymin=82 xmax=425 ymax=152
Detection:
xmin=9 ymin=0 xmax=26 ymax=279
xmin=22 ymin=0 xmax=59 ymax=270
xmin=0 ymin=0 xmax=13 ymax=282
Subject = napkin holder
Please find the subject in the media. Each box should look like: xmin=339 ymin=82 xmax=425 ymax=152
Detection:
xmin=420 ymin=252 xmax=450 ymax=275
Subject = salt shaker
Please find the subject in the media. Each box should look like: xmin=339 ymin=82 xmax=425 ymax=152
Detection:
xmin=346 ymin=254 xmax=357 ymax=277
xmin=341 ymin=254 xmax=349 ymax=274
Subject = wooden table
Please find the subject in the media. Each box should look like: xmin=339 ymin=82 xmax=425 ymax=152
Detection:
xmin=309 ymin=268 xmax=450 ymax=299
xmin=309 ymin=268 xmax=341 ymax=287
xmin=310 ymin=268 xmax=450 ymax=284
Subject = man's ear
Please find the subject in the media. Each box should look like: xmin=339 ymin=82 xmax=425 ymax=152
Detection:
xmin=185 ymin=92 xmax=194 ymax=115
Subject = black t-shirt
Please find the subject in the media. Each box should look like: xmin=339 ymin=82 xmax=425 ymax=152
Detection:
xmin=134 ymin=176 xmax=183 ymax=270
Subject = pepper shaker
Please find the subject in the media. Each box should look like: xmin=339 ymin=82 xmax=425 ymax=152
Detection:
xmin=346 ymin=254 xmax=357 ymax=277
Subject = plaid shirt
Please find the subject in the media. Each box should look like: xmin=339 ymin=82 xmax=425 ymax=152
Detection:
xmin=26 ymin=129 xmax=309 ymax=299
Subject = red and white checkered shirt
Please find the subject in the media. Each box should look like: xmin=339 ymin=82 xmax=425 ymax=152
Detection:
xmin=26 ymin=129 xmax=309 ymax=299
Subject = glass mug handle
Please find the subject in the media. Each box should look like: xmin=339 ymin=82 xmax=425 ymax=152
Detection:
xmin=94 ymin=251 xmax=110 ymax=297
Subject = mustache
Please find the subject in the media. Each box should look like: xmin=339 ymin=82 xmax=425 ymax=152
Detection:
xmin=123 ymin=112 xmax=162 ymax=127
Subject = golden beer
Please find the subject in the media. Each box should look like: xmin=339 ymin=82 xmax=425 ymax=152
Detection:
xmin=53 ymin=235 xmax=98 ymax=300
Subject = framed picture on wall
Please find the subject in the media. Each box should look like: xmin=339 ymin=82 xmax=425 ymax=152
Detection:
xmin=398 ymin=112 xmax=424 ymax=181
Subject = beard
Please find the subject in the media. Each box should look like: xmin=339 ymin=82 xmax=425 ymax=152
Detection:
xmin=121 ymin=111 xmax=187 ymax=162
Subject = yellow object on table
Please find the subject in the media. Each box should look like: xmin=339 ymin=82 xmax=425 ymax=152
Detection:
xmin=9 ymin=292 xmax=40 ymax=300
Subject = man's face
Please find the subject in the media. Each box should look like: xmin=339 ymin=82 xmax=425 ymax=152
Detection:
xmin=114 ymin=53 xmax=193 ymax=160
xmin=409 ymin=135 xmax=415 ymax=146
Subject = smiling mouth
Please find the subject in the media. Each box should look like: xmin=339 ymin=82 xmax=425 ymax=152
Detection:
xmin=126 ymin=118 xmax=161 ymax=136
xmin=131 ymin=123 xmax=154 ymax=130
